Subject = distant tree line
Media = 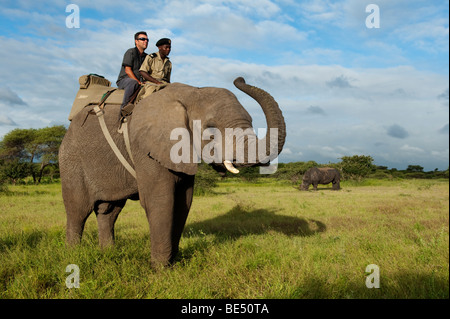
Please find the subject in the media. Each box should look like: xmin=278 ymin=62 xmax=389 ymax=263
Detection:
xmin=230 ymin=155 xmax=449 ymax=182
xmin=0 ymin=125 xmax=66 ymax=186
xmin=193 ymin=155 xmax=449 ymax=195
xmin=1 ymin=126 xmax=448 ymax=193
xmin=229 ymin=155 xmax=449 ymax=183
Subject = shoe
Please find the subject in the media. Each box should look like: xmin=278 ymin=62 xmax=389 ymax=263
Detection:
xmin=120 ymin=102 xmax=135 ymax=117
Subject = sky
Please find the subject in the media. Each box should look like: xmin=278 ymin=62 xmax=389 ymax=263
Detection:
xmin=0 ymin=0 xmax=448 ymax=170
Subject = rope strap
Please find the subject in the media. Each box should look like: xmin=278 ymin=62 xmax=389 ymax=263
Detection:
xmin=93 ymin=105 xmax=136 ymax=179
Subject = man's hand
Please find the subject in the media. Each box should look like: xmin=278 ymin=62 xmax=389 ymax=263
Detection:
xmin=139 ymin=70 xmax=163 ymax=85
xmin=124 ymin=66 xmax=141 ymax=84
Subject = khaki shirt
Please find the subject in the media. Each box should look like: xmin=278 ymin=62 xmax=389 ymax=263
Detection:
xmin=139 ymin=52 xmax=172 ymax=83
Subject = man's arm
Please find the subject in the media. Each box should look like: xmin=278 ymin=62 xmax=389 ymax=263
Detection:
xmin=139 ymin=70 xmax=163 ymax=85
xmin=125 ymin=66 xmax=142 ymax=85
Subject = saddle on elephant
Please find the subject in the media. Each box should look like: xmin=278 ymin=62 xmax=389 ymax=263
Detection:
xmin=68 ymin=74 xmax=139 ymax=178
xmin=68 ymin=74 xmax=167 ymax=120
xmin=68 ymin=74 xmax=125 ymax=121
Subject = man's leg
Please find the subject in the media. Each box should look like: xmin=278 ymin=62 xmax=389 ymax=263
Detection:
xmin=117 ymin=77 xmax=140 ymax=110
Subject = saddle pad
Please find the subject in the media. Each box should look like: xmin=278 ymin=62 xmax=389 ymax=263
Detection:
xmin=68 ymin=85 xmax=124 ymax=120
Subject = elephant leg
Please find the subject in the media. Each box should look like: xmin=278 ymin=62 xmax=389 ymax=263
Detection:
xmin=144 ymin=191 xmax=177 ymax=268
xmin=95 ymin=200 xmax=127 ymax=248
xmin=63 ymin=180 xmax=93 ymax=246
xmin=136 ymin=159 xmax=193 ymax=268
xmin=171 ymin=175 xmax=195 ymax=258
xmin=66 ymin=207 xmax=92 ymax=245
xmin=140 ymin=180 xmax=193 ymax=268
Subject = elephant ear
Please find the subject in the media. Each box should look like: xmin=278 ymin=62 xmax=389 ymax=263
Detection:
xmin=131 ymin=84 xmax=198 ymax=175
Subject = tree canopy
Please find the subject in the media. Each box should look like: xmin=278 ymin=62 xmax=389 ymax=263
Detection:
xmin=0 ymin=125 xmax=67 ymax=184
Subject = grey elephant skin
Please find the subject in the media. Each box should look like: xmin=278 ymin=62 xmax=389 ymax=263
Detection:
xmin=59 ymin=77 xmax=286 ymax=268
xmin=300 ymin=167 xmax=341 ymax=191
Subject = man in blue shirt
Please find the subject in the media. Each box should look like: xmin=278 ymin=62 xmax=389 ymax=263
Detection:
xmin=116 ymin=31 xmax=148 ymax=112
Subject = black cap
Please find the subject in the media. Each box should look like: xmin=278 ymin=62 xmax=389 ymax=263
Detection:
xmin=156 ymin=38 xmax=171 ymax=47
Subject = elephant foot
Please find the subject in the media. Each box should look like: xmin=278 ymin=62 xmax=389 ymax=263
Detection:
xmin=98 ymin=236 xmax=115 ymax=249
xmin=66 ymin=236 xmax=82 ymax=248
xmin=150 ymin=249 xmax=179 ymax=270
xmin=66 ymin=227 xmax=83 ymax=247
xmin=150 ymin=257 xmax=174 ymax=270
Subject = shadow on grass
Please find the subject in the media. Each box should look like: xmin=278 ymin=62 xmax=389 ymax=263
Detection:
xmin=178 ymin=204 xmax=326 ymax=264
xmin=184 ymin=204 xmax=326 ymax=239
xmin=299 ymin=187 xmax=341 ymax=192
xmin=0 ymin=230 xmax=46 ymax=252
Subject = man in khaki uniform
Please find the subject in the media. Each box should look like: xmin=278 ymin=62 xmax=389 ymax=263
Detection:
xmin=137 ymin=38 xmax=172 ymax=101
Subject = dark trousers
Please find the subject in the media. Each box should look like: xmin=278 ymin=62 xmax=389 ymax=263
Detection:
xmin=117 ymin=77 xmax=140 ymax=109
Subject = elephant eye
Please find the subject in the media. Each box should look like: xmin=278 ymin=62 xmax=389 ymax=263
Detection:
xmin=205 ymin=121 xmax=216 ymax=129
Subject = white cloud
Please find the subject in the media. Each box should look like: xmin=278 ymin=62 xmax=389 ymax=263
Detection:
xmin=0 ymin=87 xmax=27 ymax=106
xmin=400 ymin=144 xmax=425 ymax=153
xmin=282 ymin=148 xmax=292 ymax=155
xmin=394 ymin=18 xmax=449 ymax=53
xmin=0 ymin=115 xmax=17 ymax=126
xmin=431 ymin=149 xmax=449 ymax=161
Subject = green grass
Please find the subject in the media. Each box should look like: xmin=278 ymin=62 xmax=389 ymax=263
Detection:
xmin=0 ymin=179 xmax=448 ymax=298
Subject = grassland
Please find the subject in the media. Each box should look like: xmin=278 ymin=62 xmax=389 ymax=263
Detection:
xmin=0 ymin=179 xmax=448 ymax=299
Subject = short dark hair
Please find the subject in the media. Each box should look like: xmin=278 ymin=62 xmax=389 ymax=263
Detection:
xmin=134 ymin=31 xmax=148 ymax=40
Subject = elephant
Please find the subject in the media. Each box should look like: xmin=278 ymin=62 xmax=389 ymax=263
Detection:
xmin=59 ymin=77 xmax=286 ymax=268
xmin=299 ymin=167 xmax=341 ymax=191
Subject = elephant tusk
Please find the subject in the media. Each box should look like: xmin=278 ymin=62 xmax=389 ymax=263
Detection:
xmin=224 ymin=160 xmax=239 ymax=174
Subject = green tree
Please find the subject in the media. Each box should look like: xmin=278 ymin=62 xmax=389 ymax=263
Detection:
xmin=0 ymin=128 xmax=36 ymax=161
xmin=406 ymin=165 xmax=424 ymax=172
xmin=0 ymin=160 xmax=33 ymax=185
xmin=339 ymin=155 xmax=375 ymax=180
xmin=34 ymin=125 xmax=67 ymax=183
xmin=0 ymin=125 xmax=67 ymax=184
xmin=194 ymin=162 xmax=219 ymax=195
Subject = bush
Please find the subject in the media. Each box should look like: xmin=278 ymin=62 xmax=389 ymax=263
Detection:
xmin=0 ymin=160 xmax=34 ymax=185
xmin=194 ymin=162 xmax=219 ymax=196
xmin=272 ymin=161 xmax=318 ymax=183
xmin=338 ymin=155 xmax=375 ymax=181
xmin=0 ymin=176 xmax=6 ymax=193
xmin=369 ymin=170 xmax=393 ymax=180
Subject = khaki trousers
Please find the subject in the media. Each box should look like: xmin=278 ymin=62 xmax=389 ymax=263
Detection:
xmin=136 ymin=81 xmax=168 ymax=103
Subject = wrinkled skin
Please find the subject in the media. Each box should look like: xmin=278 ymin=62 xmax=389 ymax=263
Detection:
xmin=300 ymin=167 xmax=341 ymax=191
xmin=59 ymin=78 xmax=286 ymax=268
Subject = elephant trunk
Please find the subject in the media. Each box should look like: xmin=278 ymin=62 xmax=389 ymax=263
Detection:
xmin=233 ymin=77 xmax=286 ymax=165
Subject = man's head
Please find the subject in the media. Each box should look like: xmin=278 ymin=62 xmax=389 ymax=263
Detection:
xmin=134 ymin=31 xmax=149 ymax=52
xmin=156 ymin=38 xmax=171 ymax=58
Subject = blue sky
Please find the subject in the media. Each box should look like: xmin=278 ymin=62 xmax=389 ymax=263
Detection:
xmin=0 ymin=0 xmax=448 ymax=170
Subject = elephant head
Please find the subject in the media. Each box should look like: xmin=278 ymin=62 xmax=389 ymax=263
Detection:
xmin=130 ymin=77 xmax=286 ymax=174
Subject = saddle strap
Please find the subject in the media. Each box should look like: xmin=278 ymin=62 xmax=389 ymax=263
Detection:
xmin=98 ymin=89 xmax=117 ymax=109
xmin=118 ymin=119 xmax=135 ymax=165
xmin=93 ymin=105 xmax=136 ymax=179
